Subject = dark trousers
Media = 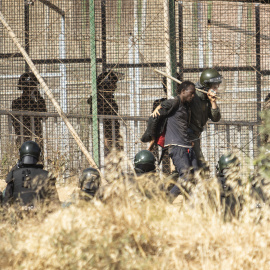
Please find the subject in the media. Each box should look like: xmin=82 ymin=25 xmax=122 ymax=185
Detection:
xmin=168 ymin=145 xmax=198 ymax=199
xmin=188 ymin=129 xmax=207 ymax=170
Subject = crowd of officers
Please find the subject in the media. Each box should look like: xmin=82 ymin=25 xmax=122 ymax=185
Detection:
xmin=2 ymin=68 xmax=268 ymax=219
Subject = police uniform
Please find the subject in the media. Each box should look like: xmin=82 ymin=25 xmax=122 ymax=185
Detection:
xmin=3 ymin=162 xmax=59 ymax=208
xmin=3 ymin=141 xmax=59 ymax=209
xmin=88 ymin=71 xmax=123 ymax=156
xmin=189 ymin=87 xmax=221 ymax=168
xmin=12 ymin=73 xmax=47 ymax=152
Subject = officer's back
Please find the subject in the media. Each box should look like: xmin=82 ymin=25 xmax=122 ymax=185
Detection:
xmin=3 ymin=141 xmax=59 ymax=208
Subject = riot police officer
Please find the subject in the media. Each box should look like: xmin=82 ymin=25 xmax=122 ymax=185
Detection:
xmin=12 ymin=72 xmax=47 ymax=152
xmin=3 ymin=141 xmax=59 ymax=208
xmin=133 ymin=149 xmax=168 ymax=200
xmin=62 ymin=167 xmax=101 ymax=207
xmin=78 ymin=167 xmax=101 ymax=201
xmin=216 ymin=153 xmax=242 ymax=220
xmin=87 ymin=71 xmax=123 ymax=156
xmin=189 ymin=68 xmax=223 ymax=169
xmin=134 ymin=150 xmax=156 ymax=176
xmin=216 ymin=153 xmax=240 ymax=187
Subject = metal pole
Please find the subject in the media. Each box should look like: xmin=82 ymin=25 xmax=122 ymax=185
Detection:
xmin=198 ymin=1 xmax=204 ymax=69
xmin=128 ymin=34 xmax=136 ymax=160
xmin=178 ymin=1 xmax=184 ymax=81
xmin=59 ymin=15 xmax=69 ymax=156
xmin=169 ymin=0 xmax=176 ymax=95
xmin=24 ymin=1 xmax=30 ymax=72
xmin=134 ymin=0 xmax=141 ymax=152
xmin=164 ymin=0 xmax=172 ymax=98
xmin=207 ymin=1 xmax=213 ymax=67
xmin=255 ymin=4 xmax=261 ymax=147
xmin=89 ymin=0 xmax=99 ymax=166
xmin=233 ymin=3 xmax=243 ymax=121
xmin=101 ymin=0 xmax=107 ymax=73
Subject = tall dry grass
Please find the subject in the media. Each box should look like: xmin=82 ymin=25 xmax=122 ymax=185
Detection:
xmin=0 ymin=147 xmax=270 ymax=270
xmin=1 ymin=109 xmax=270 ymax=270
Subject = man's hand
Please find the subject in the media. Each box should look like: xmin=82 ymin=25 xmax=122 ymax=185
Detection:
xmin=151 ymin=104 xmax=162 ymax=118
xmin=207 ymin=89 xmax=217 ymax=109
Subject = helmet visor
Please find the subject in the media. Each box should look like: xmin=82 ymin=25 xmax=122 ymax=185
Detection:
xmin=209 ymin=78 xmax=226 ymax=92
xmin=205 ymin=76 xmax=223 ymax=84
xmin=21 ymin=156 xmax=38 ymax=165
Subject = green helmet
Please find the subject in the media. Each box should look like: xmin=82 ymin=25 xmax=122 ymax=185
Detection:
xmin=19 ymin=141 xmax=41 ymax=164
xmin=78 ymin=167 xmax=101 ymax=197
xmin=134 ymin=150 xmax=156 ymax=172
xmin=200 ymin=68 xmax=222 ymax=88
xmin=217 ymin=153 xmax=239 ymax=176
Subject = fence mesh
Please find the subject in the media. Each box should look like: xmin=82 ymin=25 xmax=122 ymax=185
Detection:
xmin=0 ymin=0 xmax=269 ymax=178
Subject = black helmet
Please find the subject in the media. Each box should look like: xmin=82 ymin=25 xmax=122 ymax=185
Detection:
xmin=18 ymin=72 xmax=39 ymax=91
xmin=78 ymin=167 xmax=101 ymax=197
xmin=200 ymin=68 xmax=222 ymax=88
xmin=217 ymin=153 xmax=239 ymax=176
xmin=19 ymin=141 xmax=41 ymax=165
xmin=134 ymin=150 xmax=156 ymax=172
xmin=97 ymin=71 xmax=118 ymax=90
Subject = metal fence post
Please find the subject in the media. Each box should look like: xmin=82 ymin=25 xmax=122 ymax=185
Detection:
xmin=255 ymin=3 xmax=261 ymax=147
xmin=89 ymin=0 xmax=99 ymax=166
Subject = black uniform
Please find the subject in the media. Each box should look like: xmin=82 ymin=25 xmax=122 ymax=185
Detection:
xmin=188 ymin=84 xmax=221 ymax=168
xmin=12 ymin=92 xmax=47 ymax=150
xmin=3 ymin=162 xmax=59 ymax=208
xmin=88 ymin=92 xmax=122 ymax=156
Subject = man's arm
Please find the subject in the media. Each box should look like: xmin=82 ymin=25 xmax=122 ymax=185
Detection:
xmin=151 ymin=98 xmax=175 ymax=118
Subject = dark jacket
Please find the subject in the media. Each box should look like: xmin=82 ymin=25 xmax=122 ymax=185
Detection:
xmin=141 ymin=96 xmax=184 ymax=142
xmin=12 ymin=93 xmax=47 ymax=139
xmin=152 ymin=97 xmax=167 ymax=112
xmin=189 ymin=83 xmax=221 ymax=137
xmin=3 ymin=162 xmax=59 ymax=207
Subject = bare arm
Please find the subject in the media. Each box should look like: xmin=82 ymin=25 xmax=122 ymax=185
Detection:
xmin=147 ymin=138 xmax=156 ymax=151
xmin=151 ymin=104 xmax=162 ymax=118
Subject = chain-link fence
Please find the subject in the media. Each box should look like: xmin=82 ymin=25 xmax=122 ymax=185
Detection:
xmin=0 ymin=0 xmax=269 ymax=177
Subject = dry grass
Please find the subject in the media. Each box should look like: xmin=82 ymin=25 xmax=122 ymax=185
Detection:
xmin=0 ymin=149 xmax=270 ymax=270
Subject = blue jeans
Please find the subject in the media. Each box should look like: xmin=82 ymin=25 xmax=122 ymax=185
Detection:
xmin=168 ymin=145 xmax=198 ymax=199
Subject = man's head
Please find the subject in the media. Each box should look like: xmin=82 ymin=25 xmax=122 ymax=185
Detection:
xmin=78 ymin=167 xmax=101 ymax=199
xmin=134 ymin=150 xmax=156 ymax=173
xmin=177 ymin=81 xmax=196 ymax=103
xmin=19 ymin=141 xmax=41 ymax=165
xmin=217 ymin=153 xmax=240 ymax=177
xmin=18 ymin=72 xmax=39 ymax=92
xmin=97 ymin=71 xmax=118 ymax=92
xmin=200 ymin=68 xmax=223 ymax=90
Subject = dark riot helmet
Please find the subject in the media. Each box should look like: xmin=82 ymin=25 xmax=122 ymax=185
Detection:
xmin=217 ymin=153 xmax=239 ymax=176
xmin=19 ymin=141 xmax=41 ymax=165
xmin=134 ymin=150 xmax=156 ymax=173
xmin=97 ymin=71 xmax=118 ymax=90
xmin=18 ymin=72 xmax=39 ymax=91
xmin=200 ymin=68 xmax=222 ymax=88
xmin=78 ymin=167 xmax=101 ymax=197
